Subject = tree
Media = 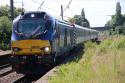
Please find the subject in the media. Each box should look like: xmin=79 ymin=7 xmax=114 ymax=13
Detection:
xmin=0 ymin=16 xmax=11 ymax=43
xmin=116 ymin=2 xmax=121 ymax=16
xmin=15 ymin=8 xmax=23 ymax=17
xmin=80 ymin=8 xmax=90 ymax=27
xmin=105 ymin=2 xmax=125 ymax=35
xmin=81 ymin=8 xmax=85 ymax=20
xmin=74 ymin=15 xmax=81 ymax=25
xmin=0 ymin=5 xmax=10 ymax=17
xmin=0 ymin=5 xmax=24 ymax=19
xmin=0 ymin=16 xmax=11 ymax=49
xmin=69 ymin=8 xmax=90 ymax=27
xmin=0 ymin=5 xmax=24 ymax=50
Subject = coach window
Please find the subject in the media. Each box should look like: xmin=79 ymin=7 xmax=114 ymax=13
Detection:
xmin=64 ymin=28 xmax=67 ymax=47
xmin=56 ymin=26 xmax=60 ymax=38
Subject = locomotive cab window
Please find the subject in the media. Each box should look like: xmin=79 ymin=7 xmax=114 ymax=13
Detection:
xmin=17 ymin=19 xmax=53 ymax=38
xmin=18 ymin=19 xmax=46 ymax=34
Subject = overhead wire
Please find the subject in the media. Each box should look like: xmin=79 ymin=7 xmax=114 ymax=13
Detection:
xmin=63 ymin=0 xmax=72 ymax=13
xmin=58 ymin=0 xmax=73 ymax=20
xmin=31 ymin=0 xmax=60 ymax=15
xmin=37 ymin=1 xmax=44 ymax=11
xmin=53 ymin=0 xmax=62 ymax=5
xmin=24 ymin=0 xmax=74 ymax=19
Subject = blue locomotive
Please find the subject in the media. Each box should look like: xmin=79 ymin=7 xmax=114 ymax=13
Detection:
xmin=10 ymin=11 xmax=98 ymax=74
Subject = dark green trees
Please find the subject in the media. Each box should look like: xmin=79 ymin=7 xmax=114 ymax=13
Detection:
xmin=0 ymin=5 xmax=23 ymax=19
xmin=105 ymin=2 xmax=125 ymax=35
xmin=116 ymin=2 xmax=121 ymax=16
xmin=69 ymin=8 xmax=90 ymax=27
xmin=0 ymin=5 xmax=10 ymax=17
xmin=0 ymin=5 xmax=23 ymax=50
xmin=0 ymin=16 xmax=11 ymax=50
xmin=80 ymin=8 xmax=90 ymax=27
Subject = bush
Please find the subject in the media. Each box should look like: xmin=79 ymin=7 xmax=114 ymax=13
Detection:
xmin=98 ymin=39 xmax=113 ymax=53
xmin=0 ymin=16 xmax=11 ymax=50
xmin=110 ymin=36 xmax=125 ymax=49
xmin=85 ymin=41 xmax=97 ymax=49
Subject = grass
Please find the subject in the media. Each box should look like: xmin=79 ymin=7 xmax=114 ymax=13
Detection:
xmin=49 ymin=35 xmax=125 ymax=83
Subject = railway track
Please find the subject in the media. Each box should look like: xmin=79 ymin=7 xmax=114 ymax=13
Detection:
xmin=0 ymin=52 xmax=25 ymax=83
xmin=13 ymin=75 xmax=43 ymax=83
xmin=13 ymin=65 xmax=53 ymax=83
xmin=0 ymin=71 xmax=24 ymax=83
xmin=0 ymin=52 xmax=53 ymax=83
xmin=0 ymin=56 xmax=69 ymax=83
xmin=0 ymin=51 xmax=11 ymax=67
xmin=0 ymin=65 xmax=53 ymax=83
xmin=0 ymin=65 xmax=12 ymax=77
xmin=0 ymin=64 xmax=10 ymax=69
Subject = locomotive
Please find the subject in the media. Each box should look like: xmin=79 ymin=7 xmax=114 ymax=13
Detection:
xmin=10 ymin=11 xmax=98 ymax=74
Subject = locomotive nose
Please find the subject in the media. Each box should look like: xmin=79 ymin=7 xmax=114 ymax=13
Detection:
xmin=11 ymin=40 xmax=51 ymax=55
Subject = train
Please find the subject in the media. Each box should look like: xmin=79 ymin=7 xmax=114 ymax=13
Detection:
xmin=10 ymin=11 xmax=99 ymax=74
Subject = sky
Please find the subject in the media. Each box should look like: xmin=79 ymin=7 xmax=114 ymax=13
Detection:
xmin=0 ymin=0 xmax=125 ymax=27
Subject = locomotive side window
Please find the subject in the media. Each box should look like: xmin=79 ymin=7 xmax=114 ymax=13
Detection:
xmin=56 ymin=26 xmax=60 ymax=38
xmin=56 ymin=25 xmax=60 ymax=46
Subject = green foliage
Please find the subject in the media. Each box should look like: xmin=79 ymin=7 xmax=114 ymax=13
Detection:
xmin=49 ymin=42 xmax=95 ymax=83
xmin=0 ymin=5 xmax=10 ymax=17
xmin=85 ymin=41 xmax=97 ymax=49
xmin=96 ymin=39 xmax=113 ymax=53
xmin=81 ymin=8 xmax=85 ymax=20
xmin=0 ymin=5 xmax=24 ymax=19
xmin=69 ymin=8 xmax=90 ymax=27
xmin=49 ymin=36 xmax=125 ymax=83
xmin=116 ymin=2 xmax=121 ymax=16
xmin=105 ymin=2 xmax=125 ymax=35
xmin=14 ymin=8 xmax=24 ymax=18
xmin=110 ymin=36 xmax=125 ymax=49
xmin=0 ymin=5 xmax=23 ymax=50
xmin=0 ymin=16 xmax=11 ymax=50
xmin=74 ymin=15 xmax=81 ymax=25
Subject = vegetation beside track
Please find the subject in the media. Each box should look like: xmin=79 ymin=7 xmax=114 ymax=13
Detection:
xmin=49 ymin=35 xmax=125 ymax=83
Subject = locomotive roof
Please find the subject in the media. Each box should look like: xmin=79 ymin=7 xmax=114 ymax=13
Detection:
xmin=74 ymin=24 xmax=98 ymax=32
xmin=13 ymin=11 xmax=54 ymax=23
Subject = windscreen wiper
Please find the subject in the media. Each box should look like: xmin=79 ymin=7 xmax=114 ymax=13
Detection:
xmin=31 ymin=25 xmax=42 ymax=36
xmin=15 ymin=30 xmax=32 ymax=38
xmin=15 ymin=30 xmax=25 ymax=36
xmin=32 ymin=30 xmax=47 ymax=38
xmin=31 ymin=25 xmax=47 ymax=38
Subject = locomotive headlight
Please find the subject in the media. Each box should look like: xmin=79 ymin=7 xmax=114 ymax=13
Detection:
xmin=44 ymin=47 xmax=49 ymax=52
xmin=14 ymin=48 xmax=18 ymax=51
xmin=13 ymin=48 xmax=22 ymax=52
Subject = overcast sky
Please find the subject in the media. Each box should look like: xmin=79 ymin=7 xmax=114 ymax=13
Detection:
xmin=0 ymin=0 xmax=125 ymax=27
